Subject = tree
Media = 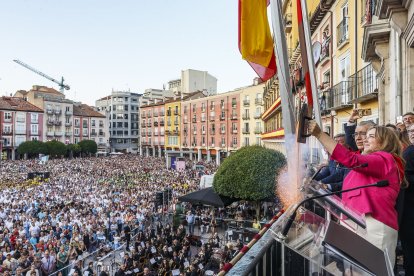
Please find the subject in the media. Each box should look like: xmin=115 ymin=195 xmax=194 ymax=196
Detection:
xmin=17 ymin=140 xmax=47 ymax=158
xmin=66 ymin=143 xmax=81 ymax=158
xmin=78 ymin=140 xmax=98 ymax=156
xmin=213 ymin=145 xmax=286 ymax=218
xmin=45 ymin=140 xmax=67 ymax=158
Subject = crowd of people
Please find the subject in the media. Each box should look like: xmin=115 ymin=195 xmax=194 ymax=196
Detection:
xmin=309 ymin=110 xmax=414 ymax=274
xmin=0 ymin=155 xmax=241 ymax=275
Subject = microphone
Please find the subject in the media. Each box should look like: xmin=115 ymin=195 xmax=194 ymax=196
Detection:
xmin=280 ymin=180 xmax=389 ymax=237
xmin=311 ymin=163 xmax=368 ymax=180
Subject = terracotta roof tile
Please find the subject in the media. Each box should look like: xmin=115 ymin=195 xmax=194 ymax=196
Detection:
xmin=73 ymin=104 xmax=105 ymax=118
xmin=0 ymin=97 xmax=43 ymax=112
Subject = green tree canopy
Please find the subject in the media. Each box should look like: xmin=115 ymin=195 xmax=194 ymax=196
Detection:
xmin=45 ymin=140 xmax=67 ymax=158
xmin=66 ymin=143 xmax=81 ymax=157
xmin=213 ymin=145 xmax=286 ymax=201
xmin=78 ymin=140 xmax=98 ymax=155
xmin=17 ymin=140 xmax=47 ymax=158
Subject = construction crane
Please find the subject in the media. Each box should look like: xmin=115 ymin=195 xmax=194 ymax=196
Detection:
xmin=13 ymin=59 xmax=70 ymax=93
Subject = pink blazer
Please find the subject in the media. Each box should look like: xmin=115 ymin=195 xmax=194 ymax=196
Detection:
xmin=331 ymin=144 xmax=400 ymax=230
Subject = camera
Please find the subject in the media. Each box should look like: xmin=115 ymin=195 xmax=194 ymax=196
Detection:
xmin=358 ymin=108 xmax=372 ymax=117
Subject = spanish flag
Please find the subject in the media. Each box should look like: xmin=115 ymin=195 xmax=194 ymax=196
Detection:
xmin=238 ymin=0 xmax=276 ymax=81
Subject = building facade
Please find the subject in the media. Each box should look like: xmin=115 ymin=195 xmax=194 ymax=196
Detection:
xmin=14 ymin=86 xmax=75 ymax=144
xmin=165 ymin=99 xmax=181 ymax=151
xmin=95 ymin=91 xmax=140 ymax=153
xmin=140 ymin=101 xmax=165 ymax=157
xmin=0 ymin=97 xmax=44 ymax=160
xmin=181 ymin=90 xmax=240 ymax=164
xmin=362 ymin=0 xmax=414 ymax=124
xmin=73 ymin=104 xmax=108 ymax=149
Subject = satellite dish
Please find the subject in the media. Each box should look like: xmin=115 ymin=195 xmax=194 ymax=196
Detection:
xmin=312 ymin=41 xmax=322 ymax=64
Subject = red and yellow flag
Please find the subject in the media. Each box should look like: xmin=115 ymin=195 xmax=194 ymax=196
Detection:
xmin=238 ymin=0 xmax=276 ymax=81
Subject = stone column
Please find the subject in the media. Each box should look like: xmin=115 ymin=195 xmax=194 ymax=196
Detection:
xmin=146 ymin=147 xmax=149 ymax=157
xmin=158 ymin=146 xmax=162 ymax=157
xmin=12 ymin=149 xmax=15 ymax=160
xmin=207 ymin=150 xmax=211 ymax=162
xmin=189 ymin=151 xmax=193 ymax=160
xmin=139 ymin=146 xmax=143 ymax=156
xmin=153 ymin=147 xmax=156 ymax=157
xmin=227 ymin=151 xmax=230 ymax=157
xmin=197 ymin=148 xmax=202 ymax=161
xmin=216 ymin=150 xmax=220 ymax=166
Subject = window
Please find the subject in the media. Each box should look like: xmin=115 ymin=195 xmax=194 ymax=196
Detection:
xmin=16 ymin=113 xmax=25 ymax=122
xmin=15 ymin=136 xmax=25 ymax=146
xmin=201 ymin=103 xmax=206 ymax=112
xmin=83 ymin=120 xmax=88 ymax=128
xmin=221 ymin=137 xmax=225 ymax=146
xmin=31 ymin=124 xmax=38 ymax=135
xmin=91 ymin=120 xmax=96 ymax=127
xmin=210 ymin=101 xmax=215 ymax=110
xmin=3 ymin=125 xmax=12 ymax=134
xmin=232 ymin=137 xmax=237 ymax=146
xmin=16 ymin=123 xmax=25 ymax=134
xmin=244 ymin=137 xmax=249 ymax=146
xmin=31 ymin=113 xmax=38 ymax=123
xmin=75 ymin=128 xmax=80 ymax=135
xmin=4 ymin=112 xmax=11 ymax=121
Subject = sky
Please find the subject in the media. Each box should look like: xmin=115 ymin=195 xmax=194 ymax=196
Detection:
xmin=0 ymin=0 xmax=257 ymax=106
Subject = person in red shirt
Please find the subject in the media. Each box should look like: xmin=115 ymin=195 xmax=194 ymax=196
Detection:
xmin=309 ymin=121 xmax=406 ymax=265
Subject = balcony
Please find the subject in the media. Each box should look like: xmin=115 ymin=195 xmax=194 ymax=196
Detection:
xmin=46 ymin=109 xmax=53 ymax=114
xmin=348 ymin=64 xmax=378 ymax=103
xmin=183 ymin=143 xmax=188 ymax=147
xmin=361 ymin=19 xmax=390 ymax=62
xmin=147 ymin=132 xmax=152 ymax=136
xmin=254 ymin=113 xmax=262 ymax=119
xmin=147 ymin=113 xmax=152 ymax=118
xmin=54 ymin=121 xmax=62 ymax=126
xmin=147 ymin=122 xmax=152 ymax=127
xmin=232 ymin=129 xmax=238 ymax=134
xmin=16 ymin=117 xmax=25 ymax=123
xmin=160 ymin=121 xmax=165 ymax=126
xmin=192 ymin=143 xmax=197 ymax=147
xmin=65 ymin=122 xmax=72 ymax=127
xmin=47 ymin=120 xmax=54 ymax=126
xmin=192 ymin=118 xmax=197 ymax=123
xmin=74 ymin=123 xmax=80 ymax=127
xmin=172 ymin=130 xmax=179 ymax=136
xmin=141 ymin=123 xmax=146 ymax=128
xmin=220 ymin=115 xmax=225 ymax=121
xmin=159 ymin=111 xmax=165 ymax=116
xmin=167 ymin=121 xmax=171 ymax=126
xmin=153 ymin=112 xmax=158 ymax=117
xmin=160 ymin=131 xmax=165 ymax=136
xmin=242 ymin=114 xmax=250 ymax=120
xmin=65 ymin=132 xmax=72 ymax=136
xmin=99 ymin=123 xmax=104 ymax=127
xmin=284 ymin=13 xmax=292 ymax=32
xmin=210 ymin=143 xmax=215 ymax=147
xmin=54 ymin=109 xmax=62 ymax=115
xmin=221 ymin=143 xmax=226 ymax=148
xmin=231 ymin=143 xmax=237 ymax=148
xmin=202 ymin=130 xmax=205 ymax=135
xmin=220 ymin=129 xmax=225 ymax=134
xmin=167 ymin=110 xmax=171 ymax=116
xmin=210 ymin=129 xmax=215 ymax=135
xmin=319 ymin=38 xmax=330 ymax=65
xmin=2 ymin=130 xmax=12 ymax=135
xmin=174 ymin=121 xmax=179 ymax=125
xmin=242 ymin=128 xmax=250 ymax=134
xmin=99 ymin=132 xmax=105 ymax=137
xmin=141 ymin=113 xmax=146 ymax=118
xmin=337 ymin=18 xmax=349 ymax=47
xmin=154 ymin=122 xmax=159 ymax=127
xmin=165 ymin=130 xmax=171 ymax=136
xmin=174 ymin=110 xmax=179 ymax=115
xmin=141 ymin=132 xmax=146 ymax=137
xmin=326 ymin=81 xmax=353 ymax=110
xmin=65 ymin=110 xmax=72 ymax=116
xmin=231 ymin=113 xmax=238 ymax=120
xmin=91 ymin=132 xmax=97 ymax=137
xmin=254 ymin=127 xmax=262 ymax=134
xmin=193 ymin=130 xmax=197 ymax=135
xmin=15 ymin=129 xmax=26 ymax=135
xmin=154 ymin=132 xmax=159 ymax=136
xmin=209 ymin=116 xmax=215 ymax=121
xmin=243 ymin=100 xmax=250 ymax=106
xmin=201 ymin=117 xmax=206 ymax=122
xmin=255 ymin=98 xmax=263 ymax=105
xmin=54 ymin=131 xmax=63 ymax=136
xmin=47 ymin=131 xmax=54 ymax=136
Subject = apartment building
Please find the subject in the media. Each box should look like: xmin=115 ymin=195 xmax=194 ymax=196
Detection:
xmin=73 ymin=103 xmax=108 ymax=149
xmin=238 ymin=80 xmax=265 ymax=147
xmin=14 ymin=86 xmax=75 ymax=144
xmin=95 ymin=91 xmax=140 ymax=153
xmin=362 ymin=0 xmax=414 ymax=124
xmin=0 ymin=97 xmax=44 ymax=160
xmin=181 ymin=90 xmax=240 ymax=164
xmin=140 ymin=101 xmax=165 ymax=157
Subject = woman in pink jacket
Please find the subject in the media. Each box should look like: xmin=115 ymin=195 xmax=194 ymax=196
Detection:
xmin=308 ymin=121 xmax=405 ymax=264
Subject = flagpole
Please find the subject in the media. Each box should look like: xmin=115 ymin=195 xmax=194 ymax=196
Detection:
xmin=299 ymin=0 xmax=322 ymax=126
xmin=269 ymin=0 xmax=296 ymax=136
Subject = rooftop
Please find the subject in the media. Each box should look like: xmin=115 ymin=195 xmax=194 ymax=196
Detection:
xmin=0 ymin=97 xmax=43 ymax=112
xmin=73 ymin=104 xmax=105 ymax=118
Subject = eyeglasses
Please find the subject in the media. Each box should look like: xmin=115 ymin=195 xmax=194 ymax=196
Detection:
xmin=352 ymin=132 xmax=367 ymax=138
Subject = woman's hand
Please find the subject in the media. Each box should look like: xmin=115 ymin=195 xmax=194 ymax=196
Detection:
xmin=308 ymin=120 xmax=322 ymax=138
xmin=349 ymin=109 xmax=361 ymax=123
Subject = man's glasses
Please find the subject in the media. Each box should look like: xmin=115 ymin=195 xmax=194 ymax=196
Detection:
xmin=352 ymin=132 xmax=367 ymax=138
